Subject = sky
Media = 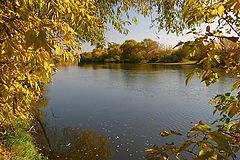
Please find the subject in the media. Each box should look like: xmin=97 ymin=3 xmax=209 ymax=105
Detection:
xmin=82 ymin=13 xmax=195 ymax=52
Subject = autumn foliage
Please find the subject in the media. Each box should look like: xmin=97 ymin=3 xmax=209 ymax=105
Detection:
xmin=0 ymin=0 xmax=239 ymax=159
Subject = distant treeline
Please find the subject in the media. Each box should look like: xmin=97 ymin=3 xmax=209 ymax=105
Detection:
xmin=80 ymin=39 xmax=207 ymax=64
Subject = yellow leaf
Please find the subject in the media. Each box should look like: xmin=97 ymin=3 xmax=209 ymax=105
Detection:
xmin=15 ymin=0 xmax=20 ymax=6
xmin=214 ymin=55 xmax=220 ymax=63
xmin=185 ymin=0 xmax=194 ymax=5
xmin=132 ymin=17 xmax=138 ymax=25
xmin=67 ymin=7 xmax=71 ymax=13
xmin=217 ymin=5 xmax=225 ymax=17
xmin=160 ymin=131 xmax=170 ymax=137
xmin=210 ymin=9 xmax=217 ymax=16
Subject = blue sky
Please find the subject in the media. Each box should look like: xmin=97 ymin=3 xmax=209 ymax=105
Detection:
xmin=82 ymin=13 xmax=195 ymax=52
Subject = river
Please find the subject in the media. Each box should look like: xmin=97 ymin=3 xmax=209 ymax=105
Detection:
xmin=38 ymin=64 xmax=235 ymax=160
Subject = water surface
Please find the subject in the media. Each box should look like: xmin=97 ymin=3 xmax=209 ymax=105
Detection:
xmin=40 ymin=64 xmax=234 ymax=160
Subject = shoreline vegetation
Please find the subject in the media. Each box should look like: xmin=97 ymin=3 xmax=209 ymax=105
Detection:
xmin=0 ymin=119 xmax=47 ymax=160
xmin=0 ymin=54 xmax=79 ymax=160
xmin=0 ymin=41 xmax=200 ymax=159
xmin=79 ymin=39 xmax=205 ymax=65
xmin=2 ymin=0 xmax=239 ymax=160
xmin=149 ymin=61 xmax=197 ymax=65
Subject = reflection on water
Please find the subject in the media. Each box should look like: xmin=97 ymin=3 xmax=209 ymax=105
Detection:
xmin=36 ymin=126 xmax=111 ymax=160
xmin=78 ymin=63 xmax=194 ymax=72
xmin=40 ymin=64 xmax=235 ymax=160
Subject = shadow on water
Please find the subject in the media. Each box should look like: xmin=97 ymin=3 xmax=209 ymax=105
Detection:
xmin=33 ymin=98 xmax=112 ymax=160
xmin=36 ymin=127 xmax=111 ymax=160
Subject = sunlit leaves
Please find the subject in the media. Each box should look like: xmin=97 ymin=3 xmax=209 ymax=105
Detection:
xmin=147 ymin=121 xmax=238 ymax=160
xmin=185 ymin=71 xmax=194 ymax=85
xmin=145 ymin=0 xmax=240 ymax=159
xmin=231 ymin=79 xmax=240 ymax=91
xmin=132 ymin=17 xmax=139 ymax=25
xmin=1 ymin=0 xmax=240 ymax=159
xmin=0 ymin=0 xmax=151 ymax=139
xmin=190 ymin=121 xmax=211 ymax=133
xmin=217 ymin=5 xmax=225 ymax=17
xmin=82 ymin=39 xmax=176 ymax=64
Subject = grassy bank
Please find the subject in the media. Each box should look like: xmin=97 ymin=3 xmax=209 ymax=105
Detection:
xmin=0 ymin=119 xmax=47 ymax=160
xmin=150 ymin=60 xmax=197 ymax=65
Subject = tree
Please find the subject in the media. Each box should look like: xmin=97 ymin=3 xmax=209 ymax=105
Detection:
xmin=80 ymin=39 xmax=177 ymax=64
xmin=0 ymin=0 xmax=147 ymax=154
xmin=0 ymin=0 xmax=141 ymax=114
xmin=1 ymin=0 xmax=239 ymax=159
xmin=120 ymin=39 xmax=143 ymax=63
xmin=145 ymin=0 xmax=240 ymax=159
xmin=141 ymin=39 xmax=160 ymax=62
xmin=106 ymin=44 xmax=122 ymax=63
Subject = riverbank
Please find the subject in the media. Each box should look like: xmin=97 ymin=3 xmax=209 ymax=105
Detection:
xmin=149 ymin=60 xmax=197 ymax=65
xmin=79 ymin=60 xmax=198 ymax=65
xmin=0 ymin=119 xmax=46 ymax=160
xmin=0 ymin=55 xmax=80 ymax=160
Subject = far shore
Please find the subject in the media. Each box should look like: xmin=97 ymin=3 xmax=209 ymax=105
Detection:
xmin=148 ymin=61 xmax=197 ymax=65
xmin=79 ymin=61 xmax=198 ymax=65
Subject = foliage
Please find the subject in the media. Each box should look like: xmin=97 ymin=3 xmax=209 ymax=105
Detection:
xmin=120 ymin=39 xmax=143 ymax=63
xmin=0 ymin=0 xmax=144 ymax=133
xmin=80 ymin=39 xmax=196 ymax=64
xmin=1 ymin=0 xmax=239 ymax=159
xmin=145 ymin=0 xmax=240 ymax=159
xmin=0 ymin=0 xmax=147 ymax=158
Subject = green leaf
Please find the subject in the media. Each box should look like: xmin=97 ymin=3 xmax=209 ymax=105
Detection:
xmin=227 ymin=101 xmax=239 ymax=117
xmin=208 ymin=131 xmax=232 ymax=153
xmin=231 ymin=80 xmax=240 ymax=91
xmin=225 ymin=93 xmax=231 ymax=96
xmin=206 ymin=25 xmax=210 ymax=32
xmin=185 ymin=71 xmax=194 ymax=85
